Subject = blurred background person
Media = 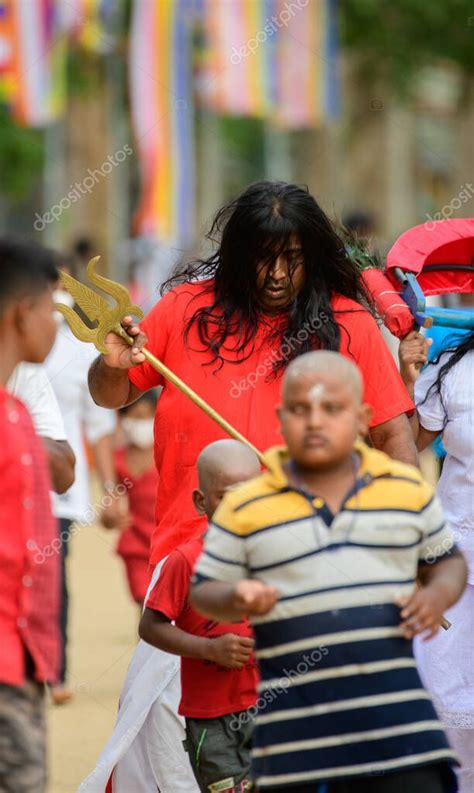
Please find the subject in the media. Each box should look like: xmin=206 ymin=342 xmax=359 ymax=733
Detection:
xmin=72 ymin=237 xmax=97 ymax=280
xmin=8 ymin=362 xmax=76 ymax=495
xmin=101 ymin=391 xmax=158 ymax=609
xmin=43 ymin=254 xmax=117 ymax=705
xmin=399 ymin=328 xmax=474 ymax=793
xmin=342 ymin=209 xmax=377 ymax=247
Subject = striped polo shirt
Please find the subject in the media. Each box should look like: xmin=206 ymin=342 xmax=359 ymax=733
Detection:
xmin=195 ymin=441 xmax=458 ymax=789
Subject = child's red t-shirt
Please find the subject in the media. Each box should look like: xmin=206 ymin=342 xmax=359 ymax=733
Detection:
xmin=115 ymin=448 xmax=158 ymax=561
xmin=145 ymin=537 xmax=258 ymax=719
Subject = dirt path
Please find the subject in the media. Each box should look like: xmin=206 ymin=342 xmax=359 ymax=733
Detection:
xmin=48 ymin=515 xmax=138 ymax=793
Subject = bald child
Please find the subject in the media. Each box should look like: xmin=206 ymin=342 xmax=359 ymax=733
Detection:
xmin=192 ymin=352 xmax=467 ymax=793
xmin=139 ymin=440 xmax=261 ymax=793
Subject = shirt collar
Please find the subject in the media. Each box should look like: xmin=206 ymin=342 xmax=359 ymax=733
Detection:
xmin=264 ymin=439 xmax=393 ymax=491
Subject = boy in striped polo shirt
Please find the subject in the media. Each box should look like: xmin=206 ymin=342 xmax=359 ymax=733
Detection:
xmin=191 ymin=351 xmax=467 ymax=793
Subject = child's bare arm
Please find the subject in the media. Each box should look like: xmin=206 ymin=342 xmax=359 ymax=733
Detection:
xmin=397 ymin=552 xmax=467 ymax=640
xmin=191 ymin=579 xmax=278 ymax=622
xmin=138 ymin=607 xmax=254 ymax=669
xmin=100 ymin=494 xmax=131 ymax=531
xmin=398 ymin=331 xmax=440 ymax=446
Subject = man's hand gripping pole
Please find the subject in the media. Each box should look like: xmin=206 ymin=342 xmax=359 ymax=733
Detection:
xmin=55 ymin=257 xmax=267 ymax=466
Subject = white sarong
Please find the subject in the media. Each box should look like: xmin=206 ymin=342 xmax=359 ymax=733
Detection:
xmin=78 ymin=563 xmax=199 ymax=793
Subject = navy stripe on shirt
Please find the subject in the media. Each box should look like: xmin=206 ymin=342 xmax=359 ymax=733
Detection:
xmin=254 ymin=603 xmax=403 ymax=652
xmin=252 ymin=727 xmax=452 ymax=781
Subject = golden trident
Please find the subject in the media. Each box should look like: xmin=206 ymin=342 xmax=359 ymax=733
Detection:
xmin=55 ymin=257 xmax=267 ymax=466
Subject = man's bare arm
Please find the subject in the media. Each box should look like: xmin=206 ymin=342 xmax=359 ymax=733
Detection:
xmin=88 ymin=356 xmax=142 ymax=408
xmin=88 ymin=316 xmax=147 ymax=408
xmin=369 ymin=413 xmax=419 ymax=467
xmin=43 ymin=438 xmax=76 ymax=494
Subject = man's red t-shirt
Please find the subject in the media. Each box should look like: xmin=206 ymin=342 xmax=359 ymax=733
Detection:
xmin=146 ymin=537 xmax=258 ymax=719
xmin=129 ymin=281 xmax=413 ymax=565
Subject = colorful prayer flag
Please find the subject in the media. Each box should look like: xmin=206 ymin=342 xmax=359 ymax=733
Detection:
xmin=0 ymin=0 xmax=66 ymax=127
xmin=129 ymin=0 xmax=195 ymax=243
xmin=64 ymin=0 xmax=120 ymax=54
xmin=199 ymin=0 xmax=340 ymax=129
xmin=199 ymin=0 xmax=271 ymax=117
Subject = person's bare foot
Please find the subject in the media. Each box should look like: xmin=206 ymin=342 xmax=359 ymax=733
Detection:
xmin=51 ymin=685 xmax=74 ymax=705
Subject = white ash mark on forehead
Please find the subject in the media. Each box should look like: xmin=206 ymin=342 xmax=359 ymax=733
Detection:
xmin=308 ymin=383 xmax=326 ymax=402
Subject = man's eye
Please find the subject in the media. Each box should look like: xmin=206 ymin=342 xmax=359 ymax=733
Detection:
xmin=290 ymin=405 xmax=306 ymax=415
xmin=287 ymin=254 xmax=303 ymax=268
xmin=325 ymin=404 xmax=342 ymax=414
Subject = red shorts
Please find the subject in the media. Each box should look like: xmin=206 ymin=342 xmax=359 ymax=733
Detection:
xmin=121 ymin=557 xmax=151 ymax=604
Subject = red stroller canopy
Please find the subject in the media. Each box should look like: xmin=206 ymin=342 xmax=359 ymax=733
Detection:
xmin=386 ymin=219 xmax=474 ymax=296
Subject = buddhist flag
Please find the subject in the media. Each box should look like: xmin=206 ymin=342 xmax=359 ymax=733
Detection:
xmin=272 ymin=0 xmax=340 ymax=129
xmin=129 ymin=0 xmax=195 ymax=243
xmin=198 ymin=0 xmax=339 ymax=129
xmin=0 ymin=0 xmax=66 ymax=126
xmin=199 ymin=0 xmax=271 ymax=117
xmin=63 ymin=0 xmax=120 ymax=53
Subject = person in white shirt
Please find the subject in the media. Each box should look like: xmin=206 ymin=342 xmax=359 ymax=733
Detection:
xmin=40 ymin=276 xmax=117 ymax=704
xmin=399 ymin=328 xmax=474 ymax=793
xmin=8 ymin=362 xmax=75 ymax=494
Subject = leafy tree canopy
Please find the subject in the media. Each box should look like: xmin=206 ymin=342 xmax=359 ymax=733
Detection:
xmin=341 ymin=0 xmax=474 ymax=93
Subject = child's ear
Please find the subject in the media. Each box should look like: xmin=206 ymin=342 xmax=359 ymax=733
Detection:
xmin=192 ymin=489 xmax=206 ymax=516
xmin=14 ymin=296 xmax=33 ymax=334
xmin=357 ymin=403 xmax=372 ymax=437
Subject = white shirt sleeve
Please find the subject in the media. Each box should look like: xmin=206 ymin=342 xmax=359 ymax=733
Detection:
xmin=414 ymin=357 xmax=450 ymax=432
xmin=81 ymin=385 xmax=117 ymax=445
xmin=7 ymin=363 xmax=67 ymax=440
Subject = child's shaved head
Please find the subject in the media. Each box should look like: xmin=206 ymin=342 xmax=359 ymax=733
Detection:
xmin=278 ymin=351 xmax=371 ymax=471
xmin=195 ymin=440 xmax=261 ymax=519
xmin=197 ymin=440 xmax=260 ymax=489
xmin=282 ymin=351 xmax=363 ymax=404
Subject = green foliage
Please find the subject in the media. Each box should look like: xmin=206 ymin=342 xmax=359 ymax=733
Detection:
xmin=0 ymin=48 xmax=101 ymax=201
xmin=67 ymin=48 xmax=104 ymax=96
xmin=219 ymin=116 xmax=265 ymax=195
xmin=338 ymin=226 xmax=383 ymax=271
xmin=0 ymin=106 xmax=44 ymax=201
xmin=340 ymin=0 xmax=474 ymax=94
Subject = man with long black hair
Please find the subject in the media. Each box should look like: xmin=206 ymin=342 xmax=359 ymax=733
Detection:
xmin=90 ymin=181 xmax=415 ymax=568
xmin=84 ymin=182 xmax=416 ymax=792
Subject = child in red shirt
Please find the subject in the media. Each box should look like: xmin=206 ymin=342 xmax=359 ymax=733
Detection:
xmin=139 ymin=439 xmax=261 ymax=793
xmin=101 ymin=391 xmax=158 ymax=606
xmin=0 ymin=240 xmax=61 ymax=793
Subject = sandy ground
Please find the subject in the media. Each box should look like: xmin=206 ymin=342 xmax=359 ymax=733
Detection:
xmin=48 ymin=517 xmax=138 ymax=793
